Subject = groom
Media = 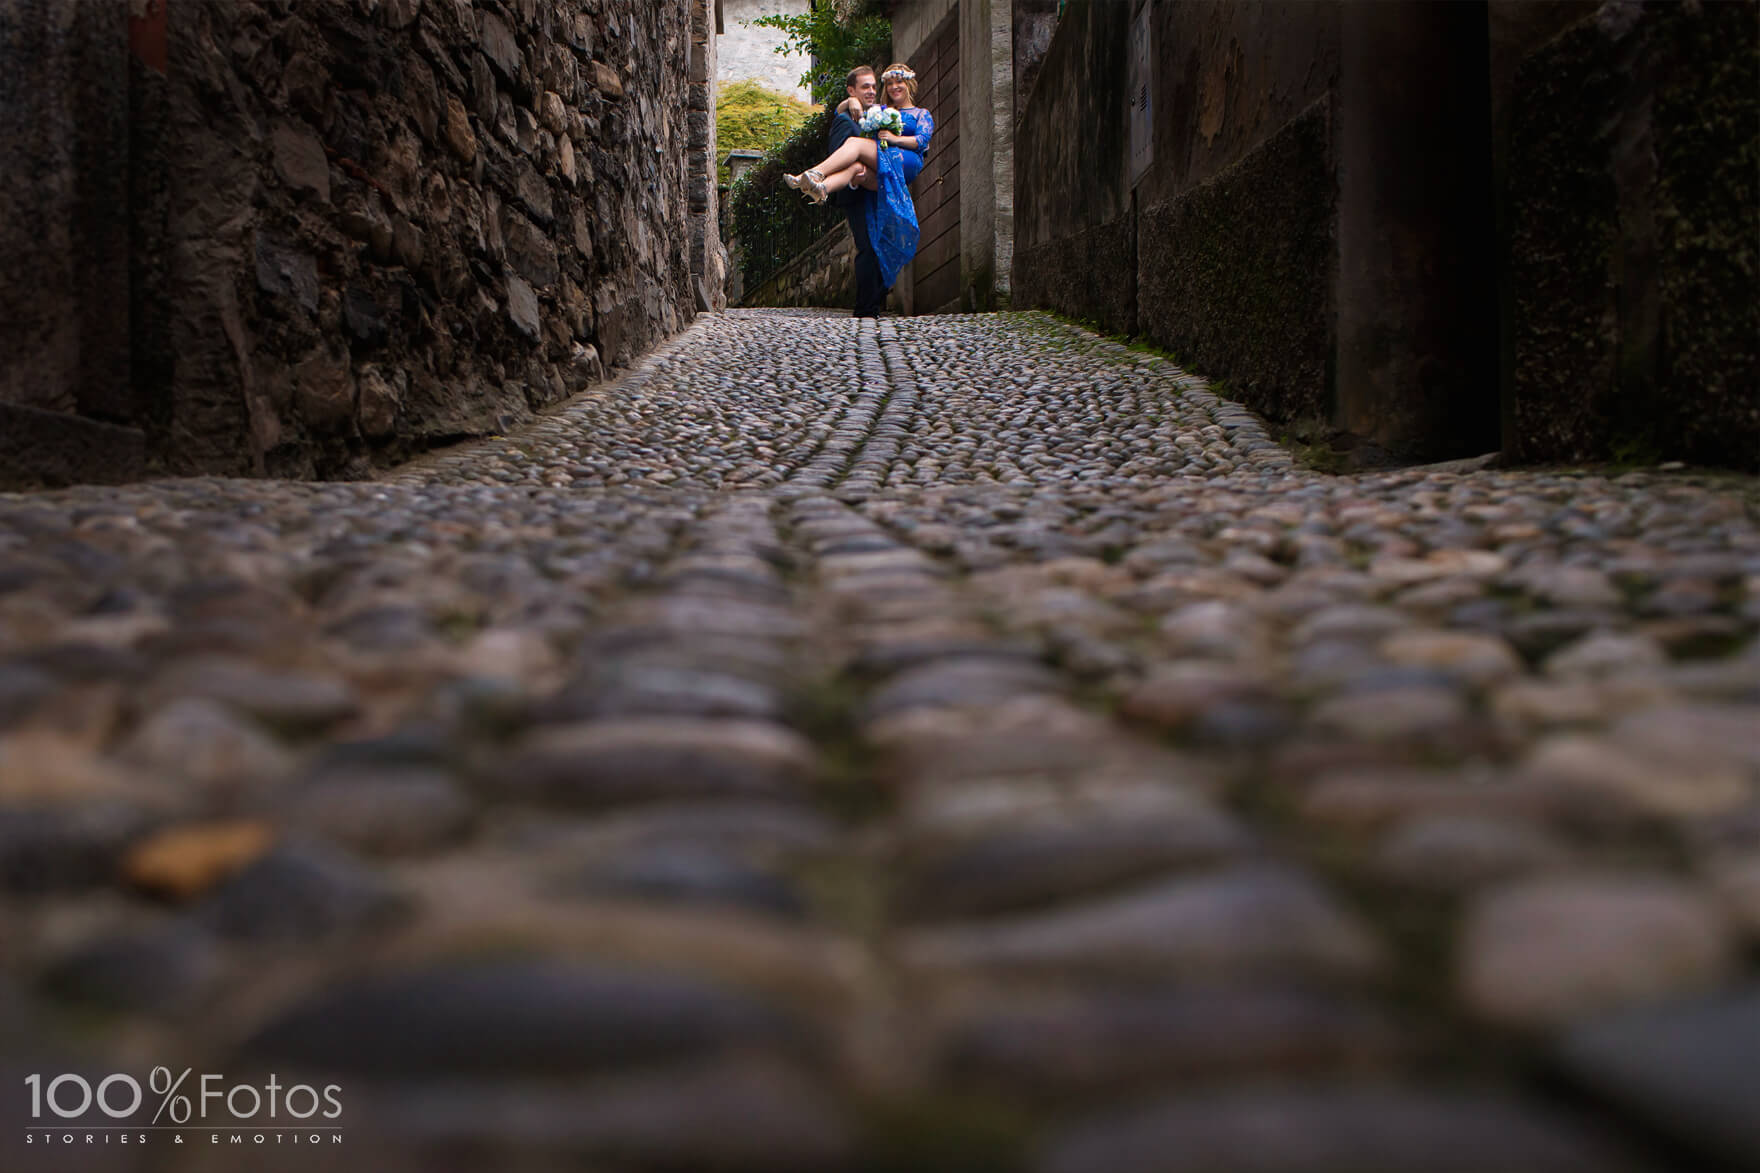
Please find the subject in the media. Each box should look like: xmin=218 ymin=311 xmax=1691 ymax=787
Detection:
xmin=827 ymin=66 xmax=886 ymax=318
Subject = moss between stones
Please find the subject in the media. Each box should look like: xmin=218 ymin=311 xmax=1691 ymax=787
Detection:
xmin=854 ymin=1096 xmax=1033 ymax=1173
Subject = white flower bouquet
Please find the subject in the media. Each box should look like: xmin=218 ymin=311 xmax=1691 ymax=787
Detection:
xmin=859 ymin=104 xmax=905 ymax=149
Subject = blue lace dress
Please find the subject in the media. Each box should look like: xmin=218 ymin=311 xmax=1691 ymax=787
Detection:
xmin=865 ymin=106 xmax=935 ymax=290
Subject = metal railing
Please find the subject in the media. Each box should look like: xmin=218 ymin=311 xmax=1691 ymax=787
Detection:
xmin=723 ymin=113 xmax=845 ymax=298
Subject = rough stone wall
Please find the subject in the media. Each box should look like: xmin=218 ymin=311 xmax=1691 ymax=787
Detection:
xmin=689 ymin=0 xmax=727 ymax=313
xmin=147 ymin=0 xmax=699 ymax=478
xmin=1506 ymin=0 xmax=1759 ymax=469
xmin=719 ymin=0 xmax=811 ymax=100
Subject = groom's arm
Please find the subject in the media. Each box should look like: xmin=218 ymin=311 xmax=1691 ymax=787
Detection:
xmin=828 ymin=110 xmax=858 ymax=153
xmin=827 ymin=109 xmax=863 ymax=210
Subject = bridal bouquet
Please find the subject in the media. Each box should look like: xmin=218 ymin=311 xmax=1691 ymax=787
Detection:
xmin=859 ymin=104 xmax=905 ymax=149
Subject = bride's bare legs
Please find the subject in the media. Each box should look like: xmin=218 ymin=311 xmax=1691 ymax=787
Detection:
xmin=819 ymin=162 xmax=877 ymax=196
xmin=806 ymin=136 xmax=879 ymax=182
xmin=787 ymin=137 xmax=879 ymax=201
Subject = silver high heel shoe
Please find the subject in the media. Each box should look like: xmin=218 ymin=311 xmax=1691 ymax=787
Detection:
xmin=785 ymin=169 xmax=827 ymax=203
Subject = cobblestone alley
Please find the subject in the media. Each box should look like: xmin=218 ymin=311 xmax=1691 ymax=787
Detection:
xmin=4 ymin=309 xmax=1759 ymax=1172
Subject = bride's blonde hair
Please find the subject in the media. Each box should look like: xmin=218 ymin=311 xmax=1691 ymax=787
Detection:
xmin=880 ymin=63 xmax=918 ymax=105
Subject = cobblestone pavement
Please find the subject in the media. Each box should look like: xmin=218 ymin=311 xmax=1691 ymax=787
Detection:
xmin=3 ymin=309 xmax=1758 ymax=1172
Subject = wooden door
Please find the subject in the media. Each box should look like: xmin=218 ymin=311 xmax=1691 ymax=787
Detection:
xmin=909 ymin=9 xmax=960 ymax=313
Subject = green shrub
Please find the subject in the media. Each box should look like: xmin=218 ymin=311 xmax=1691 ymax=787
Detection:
xmin=716 ymin=80 xmax=815 ymax=186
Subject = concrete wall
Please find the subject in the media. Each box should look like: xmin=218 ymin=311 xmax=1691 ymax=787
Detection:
xmin=0 ymin=0 xmax=715 ymax=485
xmin=1014 ymin=0 xmax=1759 ymax=470
xmin=691 ymin=0 xmax=728 ymax=314
xmin=1012 ymin=0 xmax=1059 ymax=124
xmin=892 ymin=0 xmax=959 ymax=66
xmin=1012 ymin=0 xmax=1134 ymax=333
xmin=961 ymin=0 xmax=1014 ymax=308
xmin=1334 ymin=2 xmax=1498 ymax=459
xmin=720 ymin=0 xmax=811 ymax=101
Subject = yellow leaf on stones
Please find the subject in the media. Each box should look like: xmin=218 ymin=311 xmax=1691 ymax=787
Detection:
xmin=122 ymin=822 xmax=276 ymax=901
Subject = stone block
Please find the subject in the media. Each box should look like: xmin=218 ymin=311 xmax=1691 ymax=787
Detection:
xmin=271 ymin=121 xmax=331 ymax=202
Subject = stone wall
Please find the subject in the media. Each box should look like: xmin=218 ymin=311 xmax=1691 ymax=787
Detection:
xmin=720 ymin=0 xmax=811 ymax=100
xmin=741 ymin=222 xmax=857 ymax=309
xmin=0 ymin=0 xmax=129 ymax=419
xmin=135 ymin=0 xmax=703 ymax=479
xmin=0 ymin=0 xmax=713 ymax=485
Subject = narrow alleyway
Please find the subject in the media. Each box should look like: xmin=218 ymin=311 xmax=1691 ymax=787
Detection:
xmin=4 ymin=309 xmax=1758 ymax=1171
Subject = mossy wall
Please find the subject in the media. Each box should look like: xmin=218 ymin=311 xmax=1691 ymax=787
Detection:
xmin=1508 ymin=0 xmax=1759 ymax=470
xmin=1016 ymin=0 xmax=1755 ymax=469
xmin=1014 ymin=0 xmax=1338 ymax=426
xmin=1013 ymin=216 xmax=1136 ymax=337
xmin=1137 ymin=102 xmax=1333 ymax=424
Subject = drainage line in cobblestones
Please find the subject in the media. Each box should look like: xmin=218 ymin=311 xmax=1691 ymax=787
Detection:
xmin=783 ymin=319 xmax=892 ymax=496
xmin=834 ymin=320 xmax=923 ymax=503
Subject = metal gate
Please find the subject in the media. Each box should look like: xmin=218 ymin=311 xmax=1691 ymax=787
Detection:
xmin=909 ymin=9 xmax=960 ymax=313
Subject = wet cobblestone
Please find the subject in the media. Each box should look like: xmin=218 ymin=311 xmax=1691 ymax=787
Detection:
xmin=3 ymin=309 xmax=1757 ymax=1172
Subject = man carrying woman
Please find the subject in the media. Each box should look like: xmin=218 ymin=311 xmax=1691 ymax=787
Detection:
xmin=824 ymin=66 xmax=886 ymax=318
xmin=787 ymin=64 xmax=935 ymax=293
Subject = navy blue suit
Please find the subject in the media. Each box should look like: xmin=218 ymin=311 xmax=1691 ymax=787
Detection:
xmin=827 ymin=110 xmax=887 ymax=318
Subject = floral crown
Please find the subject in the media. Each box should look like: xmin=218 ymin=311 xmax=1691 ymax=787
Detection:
xmin=881 ymin=68 xmax=916 ymax=82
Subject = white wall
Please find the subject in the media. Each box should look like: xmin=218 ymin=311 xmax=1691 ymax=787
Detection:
xmin=719 ymin=0 xmax=813 ymax=102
